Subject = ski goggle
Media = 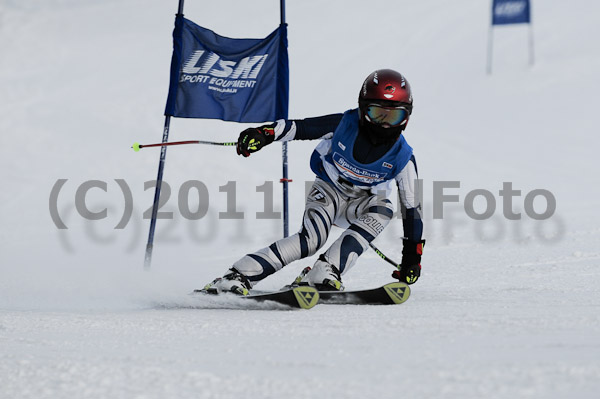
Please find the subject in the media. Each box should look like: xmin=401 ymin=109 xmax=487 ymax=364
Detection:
xmin=364 ymin=104 xmax=410 ymax=127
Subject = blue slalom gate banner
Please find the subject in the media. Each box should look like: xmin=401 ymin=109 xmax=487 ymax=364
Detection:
xmin=487 ymin=0 xmax=534 ymax=74
xmin=145 ymin=2 xmax=292 ymax=270
xmin=165 ymin=15 xmax=289 ymax=123
xmin=492 ymin=0 xmax=531 ymax=25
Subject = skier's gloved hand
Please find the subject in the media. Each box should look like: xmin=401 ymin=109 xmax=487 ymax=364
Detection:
xmin=236 ymin=124 xmax=276 ymax=157
xmin=393 ymin=264 xmax=421 ymax=285
xmin=392 ymin=239 xmax=425 ymax=284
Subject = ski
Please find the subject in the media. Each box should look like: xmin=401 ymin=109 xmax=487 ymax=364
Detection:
xmin=193 ymin=286 xmax=320 ymax=309
xmin=318 ymin=282 xmax=411 ymax=305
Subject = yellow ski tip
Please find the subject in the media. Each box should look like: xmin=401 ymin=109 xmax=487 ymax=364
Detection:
xmin=383 ymin=282 xmax=411 ymax=304
xmin=292 ymin=286 xmax=320 ymax=309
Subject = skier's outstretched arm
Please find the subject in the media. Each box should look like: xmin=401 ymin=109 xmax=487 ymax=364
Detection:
xmin=394 ymin=155 xmax=425 ymax=284
xmin=236 ymin=113 xmax=343 ymax=157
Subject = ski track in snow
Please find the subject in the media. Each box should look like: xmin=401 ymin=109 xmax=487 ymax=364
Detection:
xmin=1 ymin=0 xmax=600 ymax=398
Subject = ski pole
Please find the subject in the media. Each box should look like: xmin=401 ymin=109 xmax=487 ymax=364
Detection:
xmin=132 ymin=140 xmax=236 ymax=152
xmin=369 ymin=242 xmax=401 ymax=270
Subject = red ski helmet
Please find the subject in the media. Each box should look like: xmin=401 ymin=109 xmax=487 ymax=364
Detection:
xmin=358 ymin=69 xmax=413 ymax=136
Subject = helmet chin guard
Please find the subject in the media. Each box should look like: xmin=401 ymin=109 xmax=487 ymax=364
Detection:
xmin=360 ymin=120 xmax=404 ymax=145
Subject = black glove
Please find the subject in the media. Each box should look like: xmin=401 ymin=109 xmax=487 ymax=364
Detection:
xmin=392 ymin=239 xmax=425 ymax=284
xmin=393 ymin=264 xmax=421 ymax=285
xmin=236 ymin=124 xmax=276 ymax=157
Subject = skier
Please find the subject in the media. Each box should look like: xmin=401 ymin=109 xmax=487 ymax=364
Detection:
xmin=204 ymin=69 xmax=425 ymax=295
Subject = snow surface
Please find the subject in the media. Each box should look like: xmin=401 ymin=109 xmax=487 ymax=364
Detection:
xmin=1 ymin=0 xmax=600 ymax=398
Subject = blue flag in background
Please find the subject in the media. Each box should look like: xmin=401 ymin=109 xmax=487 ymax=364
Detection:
xmin=165 ymin=15 xmax=289 ymax=122
xmin=492 ymin=0 xmax=531 ymax=25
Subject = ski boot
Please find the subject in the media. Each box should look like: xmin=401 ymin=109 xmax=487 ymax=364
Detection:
xmin=300 ymin=255 xmax=344 ymax=291
xmin=202 ymin=268 xmax=251 ymax=296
